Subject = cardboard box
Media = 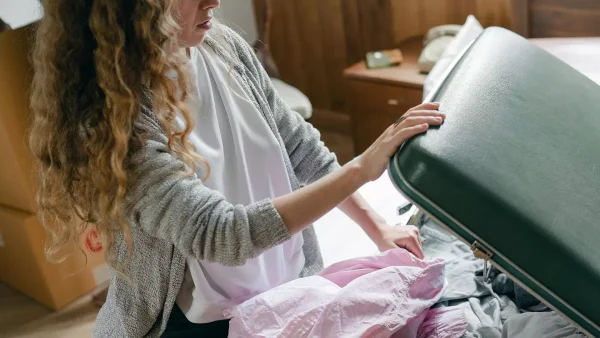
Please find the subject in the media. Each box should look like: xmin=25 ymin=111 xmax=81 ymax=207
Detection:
xmin=0 ymin=205 xmax=109 ymax=310
xmin=0 ymin=24 xmax=38 ymax=212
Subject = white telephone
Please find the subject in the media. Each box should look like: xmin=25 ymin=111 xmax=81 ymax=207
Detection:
xmin=418 ymin=24 xmax=462 ymax=74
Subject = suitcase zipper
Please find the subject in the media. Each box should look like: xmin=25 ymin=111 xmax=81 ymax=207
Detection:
xmin=470 ymin=241 xmax=493 ymax=260
xmin=471 ymin=241 xmax=493 ymax=282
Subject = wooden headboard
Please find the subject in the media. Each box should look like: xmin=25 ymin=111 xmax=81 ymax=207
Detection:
xmin=511 ymin=0 xmax=600 ymax=38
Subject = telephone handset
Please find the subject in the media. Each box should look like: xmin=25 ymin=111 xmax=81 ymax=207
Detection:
xmin=418 ymin=24 xmax=462 ymax=74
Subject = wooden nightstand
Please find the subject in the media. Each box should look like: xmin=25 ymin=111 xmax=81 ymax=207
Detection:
xmin=344 ymin=37 xmax=426 ymax=155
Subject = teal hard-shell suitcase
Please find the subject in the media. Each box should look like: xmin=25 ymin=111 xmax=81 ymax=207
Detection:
xmin=389 ymin=27 xmax=600 ymax=337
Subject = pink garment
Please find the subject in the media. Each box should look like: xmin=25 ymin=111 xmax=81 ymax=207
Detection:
xmin=415 ymin=307 xmax=468 ymax=338
xmin=388 ymin=306 xmax=467 ymax=338
xmin=224 ymin=249 xmax=468 ymax=338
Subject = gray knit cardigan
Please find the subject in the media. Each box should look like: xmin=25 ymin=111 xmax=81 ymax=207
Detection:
xmin=93 ymin=26 xmax=340 ymax=337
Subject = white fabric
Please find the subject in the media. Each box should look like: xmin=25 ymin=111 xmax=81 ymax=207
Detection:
xmin=314 ymin=169 xmax=416 ymax=267
xmin=176 ymin=45 xmax=305 ymax=323
xmin=423 ymin=15 xmax=484 ymax=99
xmin=418 ymin=35 xmax=455 ymax=73
xmin=270 ymin=78 xmax=313 ymax=120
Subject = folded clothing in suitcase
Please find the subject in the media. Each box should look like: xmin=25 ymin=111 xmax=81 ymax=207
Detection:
xmin=389 ymin=27 xmax=600 ymax=337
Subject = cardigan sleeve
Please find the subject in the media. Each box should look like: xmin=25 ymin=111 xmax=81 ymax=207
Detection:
xmin=124 ymin=111 xmax=291 ymax=266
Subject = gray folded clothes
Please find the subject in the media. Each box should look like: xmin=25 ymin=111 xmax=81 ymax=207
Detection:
xmin=501 ymin=312 xmax=586 ymax=338
xmin=419 ymin=218 xmax=584 ymax=338
xmin=434 ymin=295 xmax=519 ymax=338
xmin=421 ymin=220 xmax=519 ymax=338
xmin=420 ymin=221 xmax=491 ymax=302
xmin=490 ymin=269 xmax=545 ymax=311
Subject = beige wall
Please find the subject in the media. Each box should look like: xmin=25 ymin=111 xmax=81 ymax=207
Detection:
xmin=217 ymin=0 xmax=258 ymax=43
xmin=0 ymin=0 xmax=258 ymax=42
xmin=0 ymin=0 xmax=42 ymax=29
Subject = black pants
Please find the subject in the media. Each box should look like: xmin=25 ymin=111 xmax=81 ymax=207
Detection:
xmin=162 ymin=305 xmax=229 ymax=337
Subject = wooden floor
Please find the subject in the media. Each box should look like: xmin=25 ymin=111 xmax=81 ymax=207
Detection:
xmin=0 ymin=111 xmax=354 ymax=338
xmin=0 ymin=283 xmax=99 ymax=338
xmin=310 ymin=109 xmax=355 ymax=165
xmin=320 ymin=130 xmax=354 ymax=165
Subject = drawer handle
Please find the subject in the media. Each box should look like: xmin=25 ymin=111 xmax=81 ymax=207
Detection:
xmin=387 ymin=99 xmax=403 ymax=106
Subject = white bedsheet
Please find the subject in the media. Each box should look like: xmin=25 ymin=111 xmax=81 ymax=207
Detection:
xmin=313 ymin=170 xmax=416 ymax=267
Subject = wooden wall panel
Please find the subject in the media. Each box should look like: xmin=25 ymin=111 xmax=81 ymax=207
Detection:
xmin=341 ymin=1 xmax=366 ymax=66
xmin=257 ymin=0 xmax=512 ymax=111
xmin=356 ymin=0 xmax=395 ymax=53
xmin=508 ymin=0 xmax=530 ymax=36
xmin=316 ymin=0 xmax=348 ymax=110
xmin=390 ymin=0 xmax=511 ymax=44
xmin=509 ymin=0 xmax=600 ymax=38
xmin=270 ymin=0 xmax=307 ymax=94
xmin=292 ymin=0 xmax=331 ymax=108
xmin=530 ymin=0 xmax=600 ymax=38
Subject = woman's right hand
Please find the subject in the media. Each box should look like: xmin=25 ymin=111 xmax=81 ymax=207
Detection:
xmin=273 ymin=102 xmax=445 ymax=236
xmin=356 ymin=102 xmax=446 ymax=182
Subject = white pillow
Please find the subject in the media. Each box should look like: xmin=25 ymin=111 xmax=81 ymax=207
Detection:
xmin=423 ymin=15 xmax=484 ymax=100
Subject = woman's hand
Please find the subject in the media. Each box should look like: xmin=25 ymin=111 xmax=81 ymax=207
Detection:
xmin=273 ymin=102 xmax=444 ymax=236
xmin=356 ymin=102 xmax=445 ymax=182
xmin=371 ymin=224 xmax=424 ymax=259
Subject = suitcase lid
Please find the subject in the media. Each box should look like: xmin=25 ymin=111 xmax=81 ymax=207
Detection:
xmin=389 ymin=27 xmax=600 ymax=337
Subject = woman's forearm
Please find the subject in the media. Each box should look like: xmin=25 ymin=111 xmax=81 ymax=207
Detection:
xmin=273 ymin=162 xmax=367 ymax=235
xmin=337 ymin=192 xmax=386 ymax=240
xmin=273 ymin=101 xmax=444 ymax=238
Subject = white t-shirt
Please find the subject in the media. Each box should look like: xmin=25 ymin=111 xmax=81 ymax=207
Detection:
xmin=175 ymin=44 xmax=305 ymax=323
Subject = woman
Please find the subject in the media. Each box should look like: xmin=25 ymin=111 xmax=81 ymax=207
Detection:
xmin=30 ymin=1 xmax=445 ymax=337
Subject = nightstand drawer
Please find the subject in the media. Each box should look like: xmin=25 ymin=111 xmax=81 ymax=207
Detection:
xmin=346 ymin=81 xmax=423 ymax=154
xmin=346 ymin=81 xmax=422 ymax=117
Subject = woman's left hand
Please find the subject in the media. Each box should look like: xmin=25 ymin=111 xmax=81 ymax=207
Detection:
xmin=371 ymin=224 xmax=424 ymax=259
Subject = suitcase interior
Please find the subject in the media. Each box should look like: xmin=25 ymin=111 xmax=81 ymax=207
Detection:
xmin=389 ymin=27 xmax=600 ymax=337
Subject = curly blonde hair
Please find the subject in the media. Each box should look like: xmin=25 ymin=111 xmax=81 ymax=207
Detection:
xmin=30 ymin=0 xmax=200 ymax=268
